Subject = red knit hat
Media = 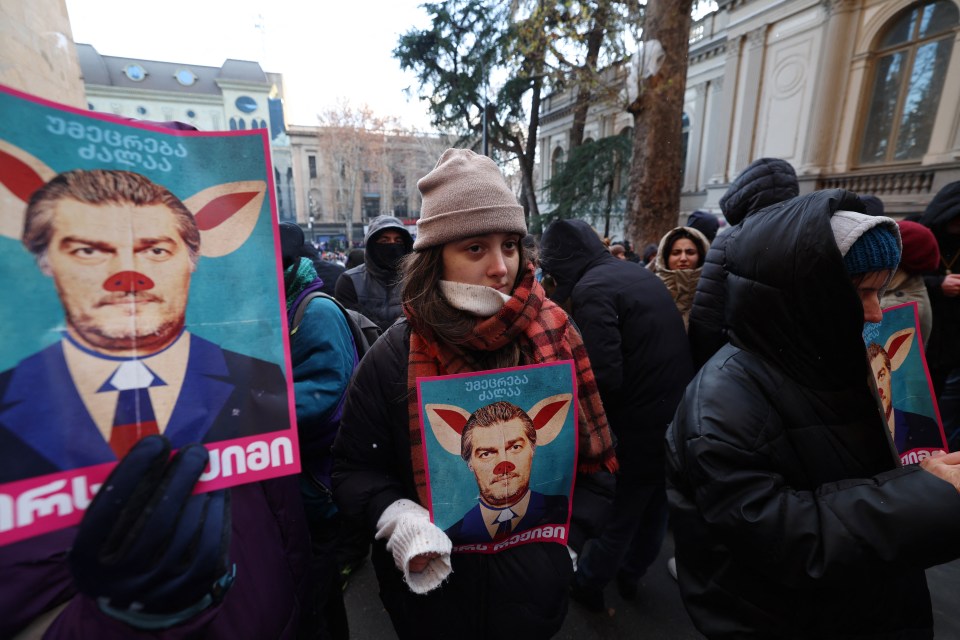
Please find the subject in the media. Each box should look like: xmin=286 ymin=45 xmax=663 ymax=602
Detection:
xmin=896 ymin=220 xmax=940 ymax=273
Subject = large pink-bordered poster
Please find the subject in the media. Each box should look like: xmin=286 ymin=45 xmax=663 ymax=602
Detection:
xmin=0 ymin=84 xmax=298 ymax=545
xmin=863 ymin=301 xmax=947 ymax=464
xmin=417 ymin=361 xmax=578 ymax=554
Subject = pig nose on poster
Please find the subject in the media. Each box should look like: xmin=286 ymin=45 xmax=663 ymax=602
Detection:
xmin=493 ymin=461 xmax=515 ymax=475
xmin=103 ymin=271 xmax=155 ymax=292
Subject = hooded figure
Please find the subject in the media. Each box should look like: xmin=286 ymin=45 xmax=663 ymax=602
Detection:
xmin=334 ymin=215 xmax=413 ymax=331
xmin=666 ymin=189 xmax=960 ymax=638
xmin=686 ymin=210 xmax=719 ymax=243
xmin=688 ymin=157 xmax=799 ymax=368
xmin=540 ymin=218 xmax=693 ymax=611
xmin=648 ymin=226 xmax=711 ymax=330
xmin=919 ymin=180 xmax=960 ymax=451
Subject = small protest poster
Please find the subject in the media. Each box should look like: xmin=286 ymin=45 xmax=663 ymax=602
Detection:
xmin=863 ymin=301 xmax=947 ymax=464
xmin=417 ymin=361 xmax=577 ymax=554
xmin=0 ymin=84 xmax=298 ymax=545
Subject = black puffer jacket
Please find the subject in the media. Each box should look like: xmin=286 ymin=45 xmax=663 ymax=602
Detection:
xmin=919 ymin=181 xmax=960 ymax=396
xmin=331 ymin=321 xmax=572 ymax=639
xmin=688 ymin=158 xmax=799 ymax=368
xmin=540 ymin=219 xmax=693 ymax=483
xmin=666 ymin=189 xmax=960 ymax=639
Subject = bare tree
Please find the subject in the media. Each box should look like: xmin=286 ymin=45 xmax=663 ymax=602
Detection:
xmin=624 ymin=0 xmax=693 ymax=251
xmin=317 ymin=101 xmax=397 ymax=245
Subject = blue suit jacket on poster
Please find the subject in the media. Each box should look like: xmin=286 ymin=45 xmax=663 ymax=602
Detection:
xmin=893 ymin=407 xmax=943 ymax=453
xmin=444 ymin=491 xmax=569 ymax=545
xmin=0 ymin=334 xmax=288 ymax=483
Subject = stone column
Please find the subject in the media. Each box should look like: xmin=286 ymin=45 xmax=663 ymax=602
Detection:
xmin=727 ymin=27 xmax=768 ymax=180
xmin=708 ymin=38 xmax=740 ymax=185
xmin=799 ymin=0 xmax=859 ymax=176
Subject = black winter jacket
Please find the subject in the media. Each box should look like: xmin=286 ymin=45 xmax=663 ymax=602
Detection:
xmin=540 ymin=219 xmax=693 ymax=483
xmin=688 ymin=157 xmax=799 ymax=368
xmin=666 ymin=190 xmax=960 ymax=638
xmin=919 ymin=181 xmax=960 ymax=391
xmin=332 ymin=320 xmax=572 ymax=639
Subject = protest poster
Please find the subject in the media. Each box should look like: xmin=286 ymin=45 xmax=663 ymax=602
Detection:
xmin=863 ymin=301 xmax=947 ymax=464
xmin=417 ymin=361 xmax=577 ymax=554
xmin=0 ymin=84 xmax=298 ymax=545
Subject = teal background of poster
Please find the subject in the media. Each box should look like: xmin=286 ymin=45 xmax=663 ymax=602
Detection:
xmin=863 ymin=303 xmax=936 ymax=419
xmin=0 ymin=88 xmax=286 ymax=372
xmin=419 ymin=362 xmax=577 ymax=532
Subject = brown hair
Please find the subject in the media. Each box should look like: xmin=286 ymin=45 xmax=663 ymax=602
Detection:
xmin=24 ymin=169 xmax=200 ymax=264
xmin=400 ymin=241 xmax=533 ymax=369
xmin=461 ymin=401 xmax=536 ymax=462
xmin=867 ymin=342 xmax=891 ymax=371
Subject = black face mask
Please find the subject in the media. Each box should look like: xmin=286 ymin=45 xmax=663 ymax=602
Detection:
xmin=368 ymin=242 xmax=409 ymax=272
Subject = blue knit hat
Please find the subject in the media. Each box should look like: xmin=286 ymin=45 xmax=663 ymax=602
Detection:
xmin=829 ymin=210 xmax=901 ymax=276
xmin=843 ymin=225 xmax=900 ymax=275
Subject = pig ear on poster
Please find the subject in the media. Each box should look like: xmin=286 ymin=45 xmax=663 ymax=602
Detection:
xmin=0 ymin=141 xmax=55 ymax=241
xmin=424 ymin=404 xmax=471 ymax=456
xmin=884 ymin=328 xmax=914 ymax=373
xmin=528 ymin=393 xmax=573 ymax=447
xmin=184 ymin=181 xmax=266 ymax=258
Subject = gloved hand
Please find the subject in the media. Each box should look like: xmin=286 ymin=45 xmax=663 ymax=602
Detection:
xmin=69 ymin=435 xmax=233 ymax=629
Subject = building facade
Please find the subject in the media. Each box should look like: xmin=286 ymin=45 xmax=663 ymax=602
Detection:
xmin=286 ymin=124 xmax=450 ymax=247
xmin=538 ymin=0 xmax=960 ymax=231
xmin=75 ymin=44 xmax=296 ymax=222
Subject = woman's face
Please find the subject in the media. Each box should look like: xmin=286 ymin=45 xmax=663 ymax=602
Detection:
xmin=441 ymin=233 xmax=521 ymax=292
xmin=667 ymin=237 xmax=699 ymax=270
xmin=855 ymin=270 xmax=890 ymax=324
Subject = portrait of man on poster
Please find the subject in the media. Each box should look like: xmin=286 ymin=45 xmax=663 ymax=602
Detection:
xmin=426 ymin=396 xmax=571 ymax=545
xmin=0 ymin=169 xmax=287 ymax=483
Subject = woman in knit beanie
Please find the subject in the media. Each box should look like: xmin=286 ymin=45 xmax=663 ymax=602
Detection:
xmin=332 ymin=149 xmax=617 ymax=639
xmin=664 ymin=190 xmax=960 ymax=638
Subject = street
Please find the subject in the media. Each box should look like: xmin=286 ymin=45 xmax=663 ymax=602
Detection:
xmin=342 ymin=535 xmax=960 ymax=639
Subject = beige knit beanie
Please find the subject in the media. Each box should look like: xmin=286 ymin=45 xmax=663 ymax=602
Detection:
xmin=414 ymin=148 xmax=527 ymax=250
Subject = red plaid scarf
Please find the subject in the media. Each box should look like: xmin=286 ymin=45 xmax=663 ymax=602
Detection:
xmin=405 ymin=264 xmax=618 ymax=507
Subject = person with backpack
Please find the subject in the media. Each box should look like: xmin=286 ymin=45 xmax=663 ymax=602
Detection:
xmin=335 ymin=216 xmax=413 ymax=332
xmin=332 ymin=149 xmax=618 ymax=639
xmin=280 ymin=222 xmax=356 ymax=640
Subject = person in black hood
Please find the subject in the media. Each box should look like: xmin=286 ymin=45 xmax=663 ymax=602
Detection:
xmin=540 ymin=218 xmax=694 ymax=612
xmin=666 ymin=189 xmax=960 ymax=639
xmin=687 ymin=157 xmax=799 ymax=368
xmin=334 ymin=215 xmax=413 ymax=331
xmin=919 ymin=180 xmax=960 ymax=451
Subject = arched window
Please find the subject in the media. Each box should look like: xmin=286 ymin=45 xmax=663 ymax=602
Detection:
xmin=859 ymin=1 xmax=958 ymax=165
xmin=229 ymin=117 xmax=237 ymax=131
xmin=237 ymin=118 xmax=247 ymax=130
xmin=551 ymin=147 xmax=565 ymax=178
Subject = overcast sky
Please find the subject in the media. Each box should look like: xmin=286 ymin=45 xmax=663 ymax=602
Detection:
xmin=64 ymin=0 xmax=435 ymax=129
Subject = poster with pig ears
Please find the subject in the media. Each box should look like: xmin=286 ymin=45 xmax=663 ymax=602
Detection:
xmin=0 ymin=84 xmax=298 ymax=545
xmin=418 ymin=361 xmax=577 ymax=554
xmin=863 ymin=301 xmax=947 ymax=465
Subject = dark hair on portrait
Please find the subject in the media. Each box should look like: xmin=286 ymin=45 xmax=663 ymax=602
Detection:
xmin=867 ymin=342 xmax=891 ymax=371
xmin=460 ymin=401 xmax=537 ymax=462
xmin=23 ymin=169 xmax=201 ymax=264
xmin=400 ymin=241 xmax=533 ymax=370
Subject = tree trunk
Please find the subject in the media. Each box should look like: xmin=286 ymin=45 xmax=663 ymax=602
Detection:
xmin=569 ymin=2 xmax=609 ymax=151
xmin=522 ymin=72 xmax=543 ymax=226
xmin=624 ymin=0 xmax=693 ymax=252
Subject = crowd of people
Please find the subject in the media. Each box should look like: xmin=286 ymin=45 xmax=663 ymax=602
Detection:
xmin=4 ymin=146 xmax=960 ymax=640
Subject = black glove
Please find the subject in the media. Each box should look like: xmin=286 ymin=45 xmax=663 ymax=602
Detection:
xmin=69 ymin=435 xmax=233 ymax=629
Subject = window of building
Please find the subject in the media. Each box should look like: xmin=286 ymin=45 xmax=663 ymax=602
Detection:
xmin=858 ymin=1 xmax=958 ymax=165
xmin=363 ymin=195 xmax=380 ymax=218
xmin=393 ymin=173 xmax=408 ymax=217
xmin=308 ymin=155 xmax=317 ymax=179
xmin=229 ymin=117 xmax=237 ymax=131
xmin=681 ymin=112 xmax=691 ymax=177
xmin=552 ymin=147 xmax=565 ymax=179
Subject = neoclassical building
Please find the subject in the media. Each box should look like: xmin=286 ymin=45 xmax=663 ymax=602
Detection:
xmin=539 ymin=0 xmax=960 ymax=230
